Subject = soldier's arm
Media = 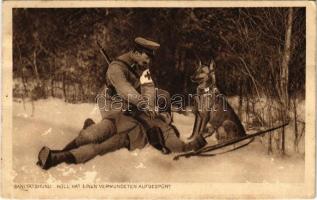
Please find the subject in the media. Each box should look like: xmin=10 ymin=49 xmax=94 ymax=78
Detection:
xmin=140 ymin=69 xmax=156 ymax=109
xmin=107 ymin=64 xmax=143 ymax=106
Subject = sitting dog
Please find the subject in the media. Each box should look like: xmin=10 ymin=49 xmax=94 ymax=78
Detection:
xmin=189 ymin=60 xmax=246 ymax=143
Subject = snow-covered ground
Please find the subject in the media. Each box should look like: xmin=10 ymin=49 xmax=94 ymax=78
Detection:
xmin=12 ymin=98 xmax=304 ymax=183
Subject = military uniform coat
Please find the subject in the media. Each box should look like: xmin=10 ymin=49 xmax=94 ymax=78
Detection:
xmin=98 ymin=52 xmax=154 ymax=150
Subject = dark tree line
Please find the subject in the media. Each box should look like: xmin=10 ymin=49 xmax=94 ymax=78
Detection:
xmin=13 ymin=8 xmax=305 ymax=101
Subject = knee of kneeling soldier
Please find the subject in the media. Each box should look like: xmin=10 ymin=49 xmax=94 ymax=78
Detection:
xmin=76 ymin=119 xmax=116 ymax=145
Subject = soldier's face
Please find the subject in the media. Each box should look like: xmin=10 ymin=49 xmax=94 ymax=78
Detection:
xmin=134 ymin=51 xmax=151 ymax=69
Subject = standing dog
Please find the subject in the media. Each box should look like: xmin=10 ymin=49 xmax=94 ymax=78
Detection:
xmin=189 ymin=60 xmax=246 ymax=143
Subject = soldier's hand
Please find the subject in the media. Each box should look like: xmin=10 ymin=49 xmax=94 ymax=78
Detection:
xmin=144 ymin=109 xmax=158 ymax=120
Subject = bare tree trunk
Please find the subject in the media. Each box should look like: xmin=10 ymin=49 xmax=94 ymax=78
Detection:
xmin=21 ymin=68 xmax=28 ymax=111
xmin=281 ymin=119 xmax=285 ymax=154
xmin=73 ymin=83 xmax=77 ymax=103
xmin=175 ymin=48 xmax=180 ymax=71
xmin=181 ymin=52 xmax=187 ymax=94
xmin=268 ymin=131 xmax=273 ymax=154
xmin=246 ymin=95 xmax=250 ymax=127
xmin=279 ymin=8 xmax=293 ymax=155
xmin=267 ymin=99 xmax=273 ymax=154
xmin=32 ymin=50 xmax=41 ymax=84
xmin=79 ymin=82 xmax=85 ymax=102
xmin=280 ymin=8 xmax=293 ymax=106
xmin=51 ymin=78 xmax=55 ymax=97
xmin=50 ymin=58 xmax=55 ymax=97
xmin=238 ymin=79 xmax=243 ymax=119
xmin=17 ymin=44 xmax=28 ymax=111
xmin=293 ymin=98 xmax=299 ymax=152
xmin=62 ymin=72 xmax=67 ymax=102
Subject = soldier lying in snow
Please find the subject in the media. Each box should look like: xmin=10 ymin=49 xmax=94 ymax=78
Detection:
xmin=37 ymin=37 xmax=206 ymax=170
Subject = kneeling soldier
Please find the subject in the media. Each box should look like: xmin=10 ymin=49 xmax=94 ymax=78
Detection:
xmin=37 ymin=37 xmax=206 ymax=170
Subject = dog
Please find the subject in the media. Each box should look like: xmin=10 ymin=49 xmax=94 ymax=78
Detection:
xmin=189 ymin=59 xmax=246 ymax=143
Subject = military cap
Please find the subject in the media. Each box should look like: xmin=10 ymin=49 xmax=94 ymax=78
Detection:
xmin=134 ymin=37 xmax=160 ymax=56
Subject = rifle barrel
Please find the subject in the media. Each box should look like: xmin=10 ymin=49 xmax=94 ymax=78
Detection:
xmin=96 ymin=41 xmax=112 ymax=65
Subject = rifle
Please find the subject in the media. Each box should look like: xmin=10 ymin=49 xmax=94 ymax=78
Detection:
xmin=173 ymin=122 xmax=289 ymax=160
xmin=96 ymin=41 xmax=112 ymax=65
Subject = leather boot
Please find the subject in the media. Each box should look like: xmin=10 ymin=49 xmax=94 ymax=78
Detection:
xmin=83 ymin=118 xmax=95 ymax=129
xmin=62 ymin=139 xmax=78 ymax=151
xmin=62 ymin=118 xmax=95 ymax=151
xmin=37 ymin=146 xmax=76 ymax=170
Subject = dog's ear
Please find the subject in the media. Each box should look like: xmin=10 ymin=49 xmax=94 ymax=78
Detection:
xmin=198 ymin=59 xmax=202 ymax=68
xmin=209 ymin=59 xmax=215 ymax=72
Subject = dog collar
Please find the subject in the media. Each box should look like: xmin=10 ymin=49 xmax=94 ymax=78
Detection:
xmin=204 ymin=87 xmax=210 ymax=93
xmin=197 ymin=87 xmax=210 ymax=95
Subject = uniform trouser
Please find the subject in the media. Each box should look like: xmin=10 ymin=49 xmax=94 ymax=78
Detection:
xmin=141 ymin=115 xmax=198 ymax=153
xmin=69 ymin=119 xmax=129 ymax=163
xmin=68 ymin=115 xmax=197 ymax=163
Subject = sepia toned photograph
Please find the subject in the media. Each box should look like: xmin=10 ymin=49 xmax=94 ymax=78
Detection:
xmin=1 ymin=1 xmax=315 ymax=199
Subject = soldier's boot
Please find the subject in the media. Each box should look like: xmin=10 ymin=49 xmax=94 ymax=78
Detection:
xmin=186 ymin=135 xmax=207 ymax=152
xmin=62 ymin=118 xmax=96 ymax=151
xmin=62 ymin=140 xmax=78 ymax=151
xmin=37 ymin=146 xmax=76 ymax=170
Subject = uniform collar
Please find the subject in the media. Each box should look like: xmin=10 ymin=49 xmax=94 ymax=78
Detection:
xmin=117 ymin=52 xmax=135 ymax=67
xmin=117 ymin=52 xmax=146 ymax=77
